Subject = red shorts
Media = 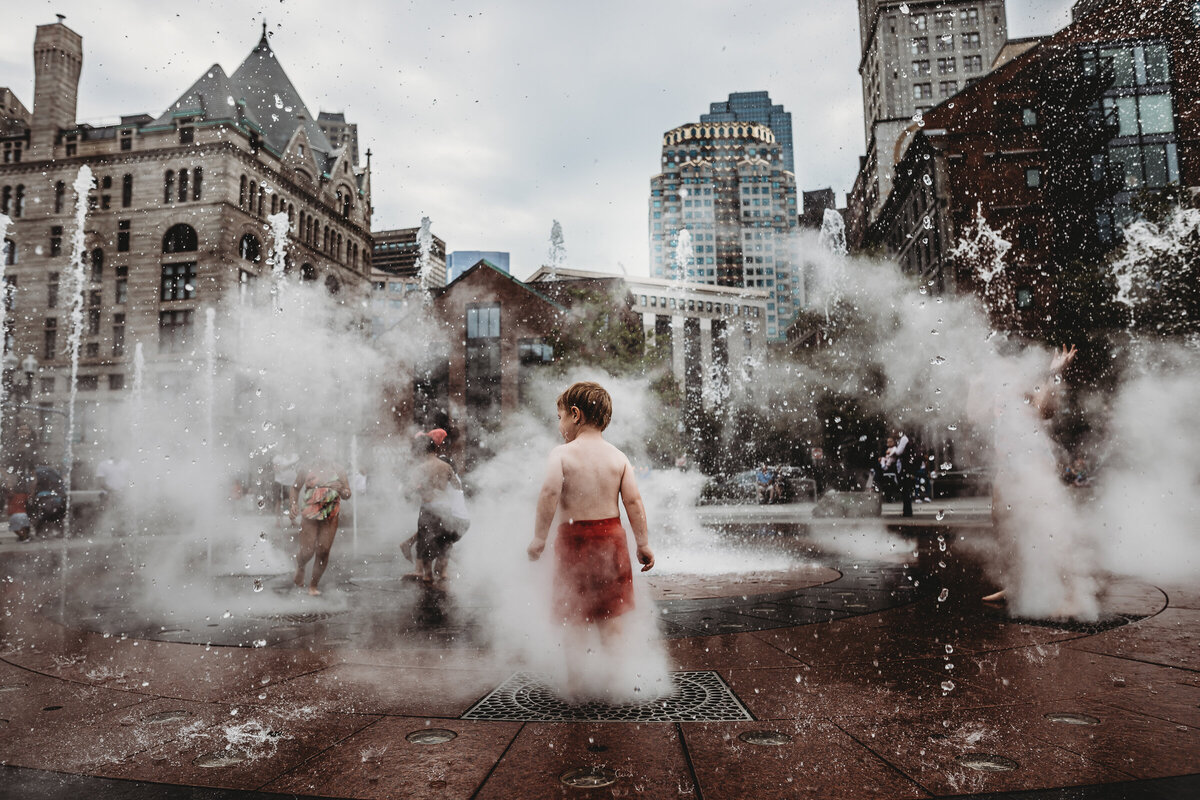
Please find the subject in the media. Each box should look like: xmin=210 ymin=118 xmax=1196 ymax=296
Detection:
xmin=554 ymin=517 xmax=634 ymax=623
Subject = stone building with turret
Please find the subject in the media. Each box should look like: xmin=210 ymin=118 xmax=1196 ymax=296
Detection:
xmin=0 ymin=18 xmax=372 ymax=469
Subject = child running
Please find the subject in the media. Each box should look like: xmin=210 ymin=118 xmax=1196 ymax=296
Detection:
xmin=527 ymin=382 xmax=654 ymax=694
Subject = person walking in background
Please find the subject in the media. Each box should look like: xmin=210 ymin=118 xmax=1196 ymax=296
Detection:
xmin=406 ymin=429 xmax=466 ymax=587
xmin=290 ymin=453 xmax=351 ymax=596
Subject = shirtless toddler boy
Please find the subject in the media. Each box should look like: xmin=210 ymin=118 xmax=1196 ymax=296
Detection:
xmin=528 ymin=382 xmax=654 ymax=647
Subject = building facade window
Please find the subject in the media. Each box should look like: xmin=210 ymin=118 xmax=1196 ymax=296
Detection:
xmin=162 ymin=223 xmax=198 ymax=253
xmin=962 ymin=32 xmax=981 ymax=50
xmin=121 ymin=174 xmax=133 ymax=207
xmin=964 ymin=55 xmax=983 ymax=72
xmin=911 ymin=37 xmax=929 ymax=55
xmin=90 ymin=248 xmax=104 ymax=281
xmin=913 ymin=60 xmax=931 ymax=76
xmin=2 ymin=238 xmax=14 ymax=266
xmin=160 ymin=262 xmax=197 ymax=301
xmin=43 ymin=318 xmax=56 ymax=360
xmin=466 ymin=303 xmax=501 ymax=339
xmin=239 ymin=233 xmax=261 ymax=262
xmin=164 ymin=170 xmax=174 ymax=203
xmin=192 ymin=167 xmax=202 ymax=201
xmin=115 ymin=266 xmax=128 ymax=304
xmin=959 ymin=8 xmax=979 ymax=26
xmin=939 ymin=80 xmax=959 ymax=97
xmin=158 ymin=309 xmax=194 ymax=353
xmin=913 ymin=83 xmax=934 ymax=100
xmin=47 ymin=273 xmax=59 ymax=308
xmin=113 ymin=313 xmax=125 ymax=356
xmin=117 ymin=220 xmax=130 ymax=252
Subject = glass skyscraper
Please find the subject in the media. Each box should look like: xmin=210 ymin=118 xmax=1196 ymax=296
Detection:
xmin=701 ymin=91 xmax=795 ymax=175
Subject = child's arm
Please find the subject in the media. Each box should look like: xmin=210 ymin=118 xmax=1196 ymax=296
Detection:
xmin=619 ymin=459 xmax=654 ymax=572
xmin=527 ymin=447 xmax=564 ymax=561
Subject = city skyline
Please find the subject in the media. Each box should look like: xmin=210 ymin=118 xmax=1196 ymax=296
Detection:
xmin=1 ymin=0 xmax=1075 ymax=279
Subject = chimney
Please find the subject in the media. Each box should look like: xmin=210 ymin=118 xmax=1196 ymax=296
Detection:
xmin=30 ymin=18 xmax=83 ymax=158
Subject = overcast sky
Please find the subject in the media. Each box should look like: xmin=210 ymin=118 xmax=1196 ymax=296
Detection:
xmin=3 ymin=0 xmax=1075 ymax=278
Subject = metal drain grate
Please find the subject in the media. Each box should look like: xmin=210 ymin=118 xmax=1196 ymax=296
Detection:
xmin=462 ymin=671 xmax=753 ymax=722
xmin=256 ymin=611 xmax=348 ymax=624
xmin=1001 ymin=613 xmax=1145 ymax=634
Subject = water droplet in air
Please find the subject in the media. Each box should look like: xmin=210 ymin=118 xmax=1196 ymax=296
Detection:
xmin=930 ymin=356 xmax=946 ymax=365
xmin=938 ymin=589 xmax=950 ymax=602
xmin=945 ymin=644 xmax=954 ymax=654
xmin=941 ymin=680 xmax=955 ymax=692
xmin=935 ymin=510 xmax=946 ymax=521
xmin=253 ymin=580 xmax=264 ymax=593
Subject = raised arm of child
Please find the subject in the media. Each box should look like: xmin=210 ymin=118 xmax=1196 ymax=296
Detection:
xmin=620 ymin=459 xmax=654 ymax=572
xmin=527 ymin=447 xmax=564 ymax=561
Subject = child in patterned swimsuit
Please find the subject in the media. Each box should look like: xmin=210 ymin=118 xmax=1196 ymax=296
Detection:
xmin=527 ymin=382 xmax=654 ymax=696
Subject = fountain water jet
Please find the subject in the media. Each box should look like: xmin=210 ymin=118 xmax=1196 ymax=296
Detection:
xmin=0 ymin=213 xmax=11 ymax=439
xmin=266 ymin=212 xmax=290 ymax=312
xmin=415 ymin=216 xmax=434 ymax=295
xmin=64 ymin=166 xmax=96 ymax=538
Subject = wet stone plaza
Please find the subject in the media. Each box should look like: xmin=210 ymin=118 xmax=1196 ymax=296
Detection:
xmin=1 ymin=502 xmax=1198 ymax=799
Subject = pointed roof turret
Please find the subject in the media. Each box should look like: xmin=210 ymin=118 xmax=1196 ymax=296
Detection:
xmin=230 ymin=29 xmax=333 ymax=157
xmin=149 ymin=63 xmax=254 ymax=129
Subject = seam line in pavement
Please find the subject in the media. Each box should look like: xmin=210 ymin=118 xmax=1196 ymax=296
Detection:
xmin=254 ymin=713 xmax=385 ymax=793
xmin=468 ymin=721 xmax=523 ymax=800
xmin=676 ymin=720 xmax=705 ymax=800
xmin=829 ymin=715 xmax=937 ymax=798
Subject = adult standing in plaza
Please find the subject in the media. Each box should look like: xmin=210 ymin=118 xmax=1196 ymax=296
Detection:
xmin=290 ymin=452 xmax=351 ymax=596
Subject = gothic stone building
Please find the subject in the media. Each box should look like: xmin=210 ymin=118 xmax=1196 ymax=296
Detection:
xmin=0 ymin=20 xmax=372 ymax=466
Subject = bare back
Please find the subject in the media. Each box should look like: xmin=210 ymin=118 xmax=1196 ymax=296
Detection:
xmin=556 ymin=435 xmax=629 ymax=521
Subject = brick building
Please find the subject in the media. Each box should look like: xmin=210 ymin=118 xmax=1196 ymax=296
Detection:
xmin=871 ymin=0 xmax=1199 ymax=333
xmin=0 ymin=20 xmax=372 ymax=464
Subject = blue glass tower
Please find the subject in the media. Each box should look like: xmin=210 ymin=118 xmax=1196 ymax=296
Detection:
xmin=701 ymin=91 xmax=795 ymax=174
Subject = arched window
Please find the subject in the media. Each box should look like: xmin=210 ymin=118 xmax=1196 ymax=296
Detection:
xmin=270 ymin=194 xmax=277 ymax=215
xmin=257 ymin=186 xmax=265 ymax=215
xmin=178 ymin=168 xmax=189 ymax=202
xmin=239 ymin=175 xmax=247 ymax=208
xmin=14 ymin=185 xmax=23 ymax=218
xmin=300 ymin=263 xmax=316 ymax=282
xmin=248 ymin=181 xmax=257 ymax=214
xmin=287 ymin=203 xmax=294 ymax=226
xmin=239 ymin=233 xmax=261 ymax=263
xmin=162 ymin=223 xmax=198 ymax=253
xmin=122 ymin=174 xmax=133 ymax=208
xmin=325 ymin=274 xmax=341 ymax=295
xmin=90 ymin=248 xmax=104 ymax=280
xmin=336 ymin=232 xmax=343 ymax=261
xmin=164 ymin=170 xmax=175 ymax=203
xmin=1 ymin=186 xmax=9 ymax=215
xmin=3 ymin=238 xmax=16 ymax=266
xmin=192 ymin=168 xmax=202 ymax=201
xmin=342 ymin=195 xmax=351 ymax=218
xmin=54 ymin=181 xmax=65 ymax=213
